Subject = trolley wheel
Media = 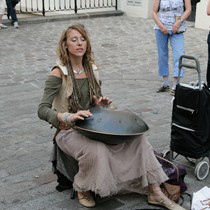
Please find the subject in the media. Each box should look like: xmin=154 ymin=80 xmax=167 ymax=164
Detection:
xmin=194 ymin=160 xmax=209 ymax=180
xmin=195 ymin=157 xmax=209 ymax=165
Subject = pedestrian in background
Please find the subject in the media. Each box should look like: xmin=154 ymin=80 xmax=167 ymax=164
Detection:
xmin=207 ymin=0 xmax=210 ymax=88
xmin=0 ymin=0 xmax=7 ymax=29
xmin=152 ymin=0 xmax=191 ymax=96
xmin=6 ymin=0 xmax=19 ymax=28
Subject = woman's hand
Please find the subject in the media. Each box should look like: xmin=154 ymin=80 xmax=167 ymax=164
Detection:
xmin=59 ymin=110 xmax=93 ymax=125
xmin=172 ymin=20 xmax=182 ymax=34
xmin=93 ymin=95 xmax=112 ymax=107
xmin=160 ymin=26 xmax=168 ymax=34
xmin=71 ymin=110 xmax=93 ymax=122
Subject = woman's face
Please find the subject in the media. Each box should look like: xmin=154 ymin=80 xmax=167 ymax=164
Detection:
xmin=65 ymin=29 xmax=87 ymax=58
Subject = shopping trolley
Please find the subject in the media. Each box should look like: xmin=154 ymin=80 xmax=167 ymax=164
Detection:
xmin=164 ymin=55 xmax=210 ymax=180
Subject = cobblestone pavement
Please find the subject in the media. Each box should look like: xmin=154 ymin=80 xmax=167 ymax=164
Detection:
xmin=0 ymin=12 xmax=210 ymax=210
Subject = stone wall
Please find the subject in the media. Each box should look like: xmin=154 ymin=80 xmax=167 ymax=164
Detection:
xmin=119 ymin=0 xmax=153 ymax=18
xmin=195 ymin=0 xmax=210 ymax=30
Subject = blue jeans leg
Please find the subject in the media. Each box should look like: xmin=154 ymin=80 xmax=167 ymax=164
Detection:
xmin=6 ymin=0 xmax=18 ymax=23
xmin=170 ymin=33 xmax=185 ymax=78
xmin=155 ymin=29 xmax=169 ymax=77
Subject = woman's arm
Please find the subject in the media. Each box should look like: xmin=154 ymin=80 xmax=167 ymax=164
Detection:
xmin=207 ymin=0 xmax=210 ymax=15
xmin=37 ymin=67 xmax=62 ymax=128
xmin=180 ymin=0 xmax=192 ymax=22
xmin=152 ymin=0 xmax=168 ymax=34
xmin=172 ymin=0 xmax=191 ymax=34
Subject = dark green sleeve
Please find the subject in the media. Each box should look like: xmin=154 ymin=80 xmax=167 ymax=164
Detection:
xmin=37 ymin=75 xmax=62 ymax=128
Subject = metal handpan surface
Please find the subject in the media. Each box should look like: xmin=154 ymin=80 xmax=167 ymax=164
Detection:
xmin=74 ymin=106 xmax=149 ymax=144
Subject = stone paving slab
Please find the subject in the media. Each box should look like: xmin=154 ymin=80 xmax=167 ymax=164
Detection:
xmin=0 ymin=12 xmax=210 ymax=210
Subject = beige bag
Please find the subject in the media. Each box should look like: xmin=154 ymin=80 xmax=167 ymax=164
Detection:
xmin=161 ymin=182 xmax=181 ymax=203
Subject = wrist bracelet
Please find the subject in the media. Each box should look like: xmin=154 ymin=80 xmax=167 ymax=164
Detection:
xmin=61 ymin=112 xmax=74 ymax=125
xmin=178 ymin=17 xmax=183 ymax=23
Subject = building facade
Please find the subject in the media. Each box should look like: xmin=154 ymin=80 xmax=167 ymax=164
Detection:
xmin=16 ymin=0 xmax=208 ymax=30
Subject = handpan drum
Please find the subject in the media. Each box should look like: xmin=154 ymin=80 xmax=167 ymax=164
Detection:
xmin=74 ymin=106 xmax=149 ymax=145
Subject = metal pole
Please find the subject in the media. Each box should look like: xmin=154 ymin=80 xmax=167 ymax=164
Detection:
xmin=74 ymin=0 xmax=77 ymax=13
xmin=42 ymin=0 xmax=45 ymax=16
xmin=115 ymin=0 xmax=118 ymax=10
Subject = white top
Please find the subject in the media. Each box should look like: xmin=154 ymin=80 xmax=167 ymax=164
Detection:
xmin=154 ymin=0 xmax=186 ymax=32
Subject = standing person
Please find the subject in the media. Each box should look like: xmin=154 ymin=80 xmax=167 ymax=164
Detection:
xmin=0 ymin=0 xmax=7 ymax=29
xmin=38 ymin=23 xmax=186 ymax=210
xmin=6 ymin=0 xmax=19 ymax=28
xmin=207 ymin=0 xmax=210 ymax=88
xmin=152 ymin=0 xmax=191 ymax=96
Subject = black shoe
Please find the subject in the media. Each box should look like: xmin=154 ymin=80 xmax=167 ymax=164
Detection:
xmin=156 ymin=85 xmax=170 ymax=93
xmin=55 ymin=170 xmax=73 ymax=192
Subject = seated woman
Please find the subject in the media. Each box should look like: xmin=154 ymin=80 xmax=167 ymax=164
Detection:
xmin=37 ymin=23 xmax=186 ymax=210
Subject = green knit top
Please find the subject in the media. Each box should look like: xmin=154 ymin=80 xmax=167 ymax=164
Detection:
xmin=38 ymin=75 xmax=93 ymax=128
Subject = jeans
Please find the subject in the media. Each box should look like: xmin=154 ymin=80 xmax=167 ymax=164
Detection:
xmin=6 ymin=0 xmax=19 ymax=23
xmin=155 ymin=29 xmax=185 ymax=78
xmin=207 ymin=32 xmax=210 ymax=87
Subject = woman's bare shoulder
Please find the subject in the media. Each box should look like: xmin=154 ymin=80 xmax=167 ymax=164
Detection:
xmin=51 ymin=66 xmax=62 ymax=78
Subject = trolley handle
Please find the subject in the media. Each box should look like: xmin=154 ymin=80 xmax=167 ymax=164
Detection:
xmin=177 ymin=55 xmax=202 ymax=90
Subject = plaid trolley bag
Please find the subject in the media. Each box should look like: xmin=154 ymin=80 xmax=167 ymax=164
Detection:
xmin=170 ymin=55 xmax=210 ymax=180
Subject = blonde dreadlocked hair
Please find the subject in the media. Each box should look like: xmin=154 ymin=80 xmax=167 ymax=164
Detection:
xmin=56 ymin=23 xmax=101 ymax=112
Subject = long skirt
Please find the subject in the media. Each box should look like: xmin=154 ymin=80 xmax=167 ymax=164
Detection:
xmin=55 ymin=128 xmax=168 ymax=197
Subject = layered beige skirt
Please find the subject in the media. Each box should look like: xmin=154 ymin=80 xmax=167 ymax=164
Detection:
xmin=55 ymin=128 xmax=168 ymax=197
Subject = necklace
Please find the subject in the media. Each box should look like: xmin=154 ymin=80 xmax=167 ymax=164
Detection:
xmin=73 ymin=69 xmax=84 ymax=75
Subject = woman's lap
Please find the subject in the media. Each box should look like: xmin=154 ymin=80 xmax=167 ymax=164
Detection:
xmin=55 ymin=129 xmax=168 ymax=197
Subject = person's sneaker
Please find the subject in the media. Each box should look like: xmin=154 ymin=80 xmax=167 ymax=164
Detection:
xmin=14 ymin=22 xmax=19 ymax=28
xmin=170 ymin=89 xmax=175 ymax=96
xmin=0 ymin=23 xmax=7 ymax=29
xmin=156 ymin=85 xmax=170 ymax=93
